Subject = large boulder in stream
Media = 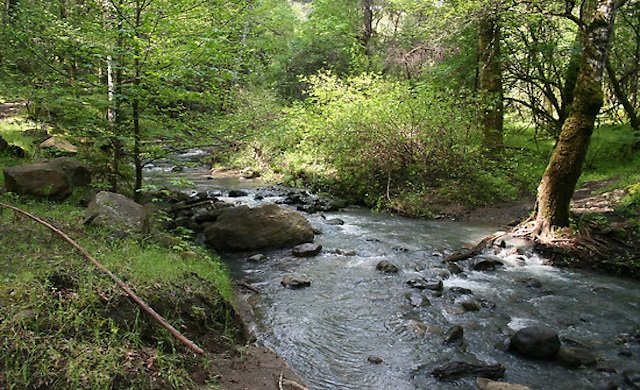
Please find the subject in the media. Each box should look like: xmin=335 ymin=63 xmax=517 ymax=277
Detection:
xmin=203 ymin=204 xmax=314 ymax=251
xmin=511 ymin=325 xmax=561 ymax=359
xmin=3 ymin=157 xmax=91 ymax=199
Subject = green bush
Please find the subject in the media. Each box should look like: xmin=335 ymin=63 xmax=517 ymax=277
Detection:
xmin=247 ymin=72 xmax=531 ymax=214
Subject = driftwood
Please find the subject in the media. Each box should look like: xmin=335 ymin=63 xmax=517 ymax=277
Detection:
xmin=0 ymin=202 xmax=204 ymax=355
xmin=444 ymin=233 xmax=501 ymax=263
xmin=278 ymin=371 xmax=309 ymax=390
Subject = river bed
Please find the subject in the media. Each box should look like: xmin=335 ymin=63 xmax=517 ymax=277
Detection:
xmin=150 ymin=163 xmax=640 ymax=390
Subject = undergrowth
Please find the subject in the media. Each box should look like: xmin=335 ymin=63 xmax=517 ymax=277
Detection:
xmin=0 ymin=196 xmax=242 ymax=389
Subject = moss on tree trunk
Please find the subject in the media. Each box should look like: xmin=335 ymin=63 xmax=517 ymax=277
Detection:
xmin=535 ymin=0 xmax=619 ymax=231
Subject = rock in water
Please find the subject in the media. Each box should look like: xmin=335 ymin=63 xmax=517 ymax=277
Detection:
xmin=471 ymin=256 xmax=505 ymax=271
xmin=476 ymin=377 xmax=531 ymax=390
xmin=443 ymin=325 xmax=464 ymax=345
xmin=281 ymin=274 xmax=311 ymax=289
xmin=292 ymin=243 xmax=322 ymax=257
xmin=227 ymin=189 xmax=248 ymax=197
xmin=367 ymin=356 xmax=384 ymax=364
xmin=376 ymin=260 xmax=399 ymax=273
xmin=405 ymin=292 xmax=431 ymax=307
xmin=511 ymin=325 xmax=561 ymax=359
xmin=431 ymin=361 xmax=505 ymax=380
xmin=84 ymin=191 xmax=152 ymax=234
xmin=203 ymin=204 xmax=314 ymax=251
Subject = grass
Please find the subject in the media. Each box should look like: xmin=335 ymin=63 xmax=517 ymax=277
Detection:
xmin=0 ymin=194 xmax=242 ymax=389
xmin=0 ymin=117 xmax=37 ymax=156
xmin=505 ymin=122 xmax=640 ymax=191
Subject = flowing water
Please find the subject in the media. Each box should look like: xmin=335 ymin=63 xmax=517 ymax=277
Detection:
xmin=151 ymin=160 xmax=640 ymax=390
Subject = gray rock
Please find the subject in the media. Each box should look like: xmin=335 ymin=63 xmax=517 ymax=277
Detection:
xmin=471 ymin=256 xmax=505 ymax=271
xmin=228 ymin=189 xmax=248 ymax=197
xmin=292 ymin=243 xmax=322 ymax=257
xmin=335 ymin=249 xmax=356 ymax=256
xmin=39 ymin=136 xmax=77 ymax=153
xmin=281 ymin=274 xmax=311 ymax=289
xmin=203 ymin=204 xmax=314 ymax=251
xmin=431 ymin=361 xmax=505 ymax=380
xmin=367 ymin=356 xmax=384 ymax=364
xmin=444 ymin=325 xmax=464 ymax=344
xmin=557 ymin=347 xmax=597 ymax=368
xmin=406 ymin=277 xmax=429 ymax=290
xmin=247 ymin=254 xmax=266 ymax=262
xmin=449 ymin=287 xmax=473 ymax=295
xmin=376 ymin=260 xmax=399 ymax=273
xmin=3 ymin=157 xmax=90 ymax=199
xmin=405 ymin=292 xmax=431 ymax=307
xmin=461 ymin=300 xmax=481 ymax=312
xmin=325 ymin=218 xmax=344 ymax=225
xmin=511 ymin=325 xmax=561 ymax=359
xmin=424 ymin=279 xmax=443 ymax=291
xmin=84 ymin=191 xmax=152 ymax=234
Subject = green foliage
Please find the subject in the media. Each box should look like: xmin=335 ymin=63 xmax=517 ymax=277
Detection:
xmin=243 ymin=72 xmax=533 ymax=214
xmin=0 ymin=119 xmax=38 ymax=156
xmin=581 ymin=124 xmax=640 ymax=185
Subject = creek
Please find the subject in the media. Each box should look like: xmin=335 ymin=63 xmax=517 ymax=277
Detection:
xmin=149 ymin=159 xmax=640 ymax=390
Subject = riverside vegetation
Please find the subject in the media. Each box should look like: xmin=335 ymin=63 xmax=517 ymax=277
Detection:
xmin=0 ymin=192 xmax=246 ymax=388
xmin=1 ymin=0 xmax=640 ymax=388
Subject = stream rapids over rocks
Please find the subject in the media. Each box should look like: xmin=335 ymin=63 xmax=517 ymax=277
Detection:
xmin=148 ymin=153 xmax=640 ymax=390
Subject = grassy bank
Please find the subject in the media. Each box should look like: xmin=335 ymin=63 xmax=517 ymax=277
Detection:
xmin=0 ymin=194 xmax=244 ymax=389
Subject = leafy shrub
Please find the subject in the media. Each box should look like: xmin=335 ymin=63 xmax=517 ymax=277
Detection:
xmin=249 ymin=72 xmax=529 ymax=213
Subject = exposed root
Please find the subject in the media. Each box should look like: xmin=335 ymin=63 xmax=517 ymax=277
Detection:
xmin=512 ymin=215 xmax=606 ymax=259
xmin=444 ymin=233 xmax=503 ymax=262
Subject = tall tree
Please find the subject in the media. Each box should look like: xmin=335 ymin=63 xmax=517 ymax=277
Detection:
xmin=478 ymin=3 xmax=504 ymax=152
xmin=361 ymin=0 xmax=374 ymax=54
xmin=532 ymin=0 xmax=623 ymax=234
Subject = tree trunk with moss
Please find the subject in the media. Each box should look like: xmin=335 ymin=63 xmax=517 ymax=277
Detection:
xmin=478 ymin=9 xmax=504 ymax=152
xmin=534 ymin=0 xmax=620 ymax=232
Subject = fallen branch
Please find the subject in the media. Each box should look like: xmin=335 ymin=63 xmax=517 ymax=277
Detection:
xmin=282 ymin=379 xmax=309 ymax=390
xmin=0 ymin=202 xmax=204 ymax=355
xmin=444 ymin=233 xmax=501 ymax=263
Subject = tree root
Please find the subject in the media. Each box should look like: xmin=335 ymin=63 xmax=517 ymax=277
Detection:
xmin=444 ymin=233 xmax=502 ymax=262
xmin=0 ymin=202 xmax=205 ymax=355
xmin=512 ymin=216 xmax=605 ymax=257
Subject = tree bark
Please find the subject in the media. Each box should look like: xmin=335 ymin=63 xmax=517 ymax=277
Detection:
xmin=133 ymin=2 xmax=143 ymax=203
xmin=534 ymin=0 xmax=620 ymax=231
xmin=478 ymin=8 xmax=504 ymax=152
xmin=361 ymin=0 xmax=373 ymax=55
